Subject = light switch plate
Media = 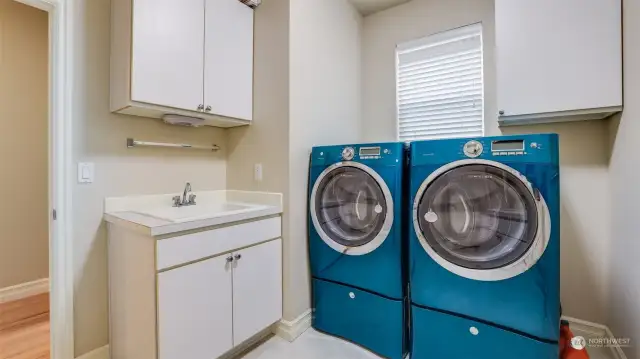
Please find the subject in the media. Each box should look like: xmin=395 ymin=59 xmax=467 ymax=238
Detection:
xmin=254 ymin=163 xmax=263 ymax=182
xmin=78 ymin=162 xmax=95 ymax=183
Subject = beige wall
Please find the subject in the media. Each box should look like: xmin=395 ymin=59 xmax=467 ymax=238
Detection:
xmin=228 ymin=0 xmax=363 ymax=322
xmin=70 ymin=0 xmax=228 ymax=355
xmin=0 ymin=0 xmax=49 ymax=289
xmin=608 ymin=0 xmax=640 ymax=356
xmin=288 ymin=0 xmax=362 ymax=320
xmin=362 ymin=0 xmax=612 ymax=324
xmin=226 ymin=0 xmax=291 ymax=312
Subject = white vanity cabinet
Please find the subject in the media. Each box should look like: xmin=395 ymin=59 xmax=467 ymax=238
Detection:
xmin=495 ymin=0 xmax=622 ymax=125
xmin=107 ymin=216 xmax=282 ymax=359
xmin=158 ymin=255 xmax=233 ymax=359
xmin=111 ymin=0 xmax=254 ymax=127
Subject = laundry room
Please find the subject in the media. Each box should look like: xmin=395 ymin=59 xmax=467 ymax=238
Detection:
xmin=284 ymin=0 xmax=634 ymax=358
xmin=7 ymin=0 xmax=637 ymax=359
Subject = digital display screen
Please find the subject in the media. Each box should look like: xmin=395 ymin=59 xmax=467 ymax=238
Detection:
xmin=360 ymin=147 xmax=381 ymax=156
xmin=492 ymin=140 xmax=524 ymax=152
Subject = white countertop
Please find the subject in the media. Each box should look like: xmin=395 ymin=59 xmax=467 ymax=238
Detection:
xmin=104 ymin=190 xmax=283 ymax=236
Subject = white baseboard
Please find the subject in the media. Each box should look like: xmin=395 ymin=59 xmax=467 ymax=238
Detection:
xmin=75 ymin=345 xmax=109 ymax=359
xmin=273 ymin=309 xmax=312 ymax=342
xmin=0 ymin=278 xmax=49 ymax=304
xmin=220 ymin=327 xmax=273 ymax=359
xmin=563 ymin=316 xmax=628 ymax=359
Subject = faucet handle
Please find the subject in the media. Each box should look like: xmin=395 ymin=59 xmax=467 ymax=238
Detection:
xmin=188 ymin=194 xmax=197 ymax=205
xmin=172 ymin=196 xmax=182 ymax=207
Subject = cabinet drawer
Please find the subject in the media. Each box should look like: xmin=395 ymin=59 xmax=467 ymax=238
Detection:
xmin=156 ymin=217 xmax=281 ymax=270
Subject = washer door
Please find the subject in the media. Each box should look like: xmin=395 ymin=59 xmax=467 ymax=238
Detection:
xmin=413 ymin=159 xmax=551 ymax=281
xmin=311 ymin=162 xmax=394 ymax=256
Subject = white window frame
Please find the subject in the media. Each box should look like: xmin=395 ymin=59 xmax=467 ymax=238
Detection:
xmin=395 ymin=23 xmax=485 ymax=142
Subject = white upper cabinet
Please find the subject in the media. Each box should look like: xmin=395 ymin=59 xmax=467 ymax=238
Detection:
xmin=495 ymin=0 xmax=622 ymax=125
xmin=131 ymin=0 xmax=205 ymax=112
xmin=205 ymin=0 xmax=254 ymax=121
xmin=111 ymin=0 xmax=254 ymax=127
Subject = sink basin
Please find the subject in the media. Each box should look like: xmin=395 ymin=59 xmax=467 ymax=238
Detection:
xmin=135 ymin=202 xmax=264 ymax=223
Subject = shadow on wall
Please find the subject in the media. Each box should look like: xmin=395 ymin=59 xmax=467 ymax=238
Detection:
xmin=72 ymin=0 xmax=228 ymax=355
xmin=500 ymin=120 xmax=612 ymax=325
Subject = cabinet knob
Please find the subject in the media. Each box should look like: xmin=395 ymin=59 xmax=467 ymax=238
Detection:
xmin=197 ymin=104 xmax=204 ymax=112
xmin=234 ymin=254 xmax=242 ymax=260
xmin=205 ymin=105 xmax=212 ymax=112
xmin=499 ymin=110 xmax=505 ymax=115
xmin=226 ymin=256 xmax=233 ymax=263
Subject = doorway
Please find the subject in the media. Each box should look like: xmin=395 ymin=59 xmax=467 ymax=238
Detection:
xmin=0 ymin=0 xmax=51 ymax=357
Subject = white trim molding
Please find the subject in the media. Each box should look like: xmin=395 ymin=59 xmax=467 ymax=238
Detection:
xmin=75 ymin=345 xmax=109 ymax=359
xmin=12 ymin=0 xmax=75 ymax=358
xmin=273 ymin=309 xmax=312 ymax=342
xmin=0 ymin=278 xmax=49 ymax=304
xmin=563 ymin=316 xmax=628 ymax=359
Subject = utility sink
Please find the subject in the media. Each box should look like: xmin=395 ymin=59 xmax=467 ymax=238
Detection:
xmin=135 ymin=202 xmax=265 ymax=223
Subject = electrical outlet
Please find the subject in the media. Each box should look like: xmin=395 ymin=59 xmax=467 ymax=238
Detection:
xmin=254 ymin=163 xmax=263 ymax=182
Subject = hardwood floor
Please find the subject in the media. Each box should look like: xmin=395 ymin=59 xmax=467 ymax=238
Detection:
xmin=0 ymin=294 xmax=50 ymax=359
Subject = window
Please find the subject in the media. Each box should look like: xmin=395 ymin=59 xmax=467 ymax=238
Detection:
xmin=396 ymin=23 xmax=484 ymax=141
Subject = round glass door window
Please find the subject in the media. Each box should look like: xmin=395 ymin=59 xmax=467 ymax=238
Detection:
xmin=416 ymin=164 xmax=538 ymax=270
xmin=312 ymin=163 xmax=392 ymax=253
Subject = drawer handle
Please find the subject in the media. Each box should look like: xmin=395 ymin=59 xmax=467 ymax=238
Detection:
xmin=234 ymin=254 xmax=242 ymax=260
xmin=469 ymin=327 xmax=479 ymax=336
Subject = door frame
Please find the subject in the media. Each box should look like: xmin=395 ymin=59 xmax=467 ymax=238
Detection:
xmin=13 ymin=0 xmax=75 ymax=358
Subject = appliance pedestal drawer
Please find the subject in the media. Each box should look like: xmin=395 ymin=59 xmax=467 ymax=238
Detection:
xmin=411 ymin=304 xmax=559 ymax=359
xmin=312 ymin=278 xmax=407 ymax=359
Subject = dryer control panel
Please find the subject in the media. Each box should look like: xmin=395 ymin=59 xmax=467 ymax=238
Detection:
xmin=312 ymin=143 xmax=404 ymax=167
xmin=410 ymin=134 xmax=559 ymax=166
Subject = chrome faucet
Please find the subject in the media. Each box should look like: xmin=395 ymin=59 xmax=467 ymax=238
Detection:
xmin=173 ymin=182 xmax=197 ymax=207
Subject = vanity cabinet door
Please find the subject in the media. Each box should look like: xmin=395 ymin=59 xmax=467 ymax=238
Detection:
xmin=131 ymin=0 xmax=205 ymax=112
xmin=232 ymin=238 xmax=282 ymax=345
xmin=158 ymin=254 xmax=233 ymax=359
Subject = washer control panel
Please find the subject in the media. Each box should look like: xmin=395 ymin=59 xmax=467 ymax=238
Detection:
xmin=463 ymin=140 xmax=484 ymax=158
xmin=342 ymin=147 xmax=355 ymax=161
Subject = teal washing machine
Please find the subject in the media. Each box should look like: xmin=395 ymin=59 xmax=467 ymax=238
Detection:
xmin=308 ymin=143 xmax=408 ymax=359
xmin=408 ymin=134 xmax=561 ymax=359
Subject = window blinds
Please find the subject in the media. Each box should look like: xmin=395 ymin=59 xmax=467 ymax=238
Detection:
xmin=396 ymin=23 xmax=484 ymax=142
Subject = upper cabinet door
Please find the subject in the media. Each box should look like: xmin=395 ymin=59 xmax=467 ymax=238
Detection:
xmin=158 ymin=255 xmax=233 ymax=359
xmin=131 ymin=0 xmax=205 ymax=112
xmin=496 ymin=0 xmax=622 ymax=121
xmin=232 ymin=239 xmax=282 ymax=345
xmin=204 ymin=0 xmax=254 ymax=121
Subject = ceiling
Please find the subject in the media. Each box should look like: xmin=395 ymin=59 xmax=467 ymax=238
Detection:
xmin=348 ymin=0 xmax=412 ymax=16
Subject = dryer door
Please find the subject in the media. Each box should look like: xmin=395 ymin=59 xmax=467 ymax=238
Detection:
xmin=311 ymin=162 xmax=394 ymax=256
xmin=413 ymin=159 xmax=551 ymax=281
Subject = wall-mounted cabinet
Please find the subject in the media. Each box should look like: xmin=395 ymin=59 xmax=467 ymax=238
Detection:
xmin=495 ymin=0 xmax=622 ymax=125
xmin=111 ymin=0 xmax=254 ymax=127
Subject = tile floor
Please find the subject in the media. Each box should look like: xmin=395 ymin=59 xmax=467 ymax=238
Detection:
xmin=242 ymin=328 xmax=616 ymax=359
